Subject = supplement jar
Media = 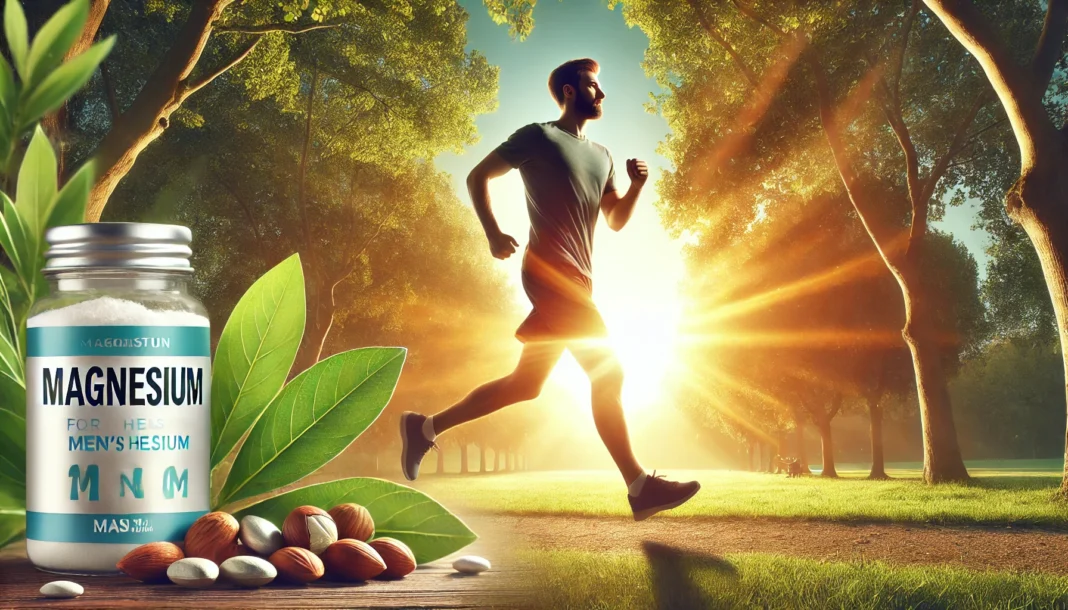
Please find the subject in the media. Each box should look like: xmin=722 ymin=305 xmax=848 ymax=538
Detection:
xmin=25 ymin=223 xmax=210 ymax=574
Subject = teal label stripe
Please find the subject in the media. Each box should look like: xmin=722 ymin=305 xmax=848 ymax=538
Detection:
xmin=28 ymin=326 xmax=210 ymax=357
xmin=27 ymin=510 xmax=205 ymax=544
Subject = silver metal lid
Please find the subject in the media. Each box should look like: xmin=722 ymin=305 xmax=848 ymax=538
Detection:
xmin=43 ymin=223 xmax=194 ymax=273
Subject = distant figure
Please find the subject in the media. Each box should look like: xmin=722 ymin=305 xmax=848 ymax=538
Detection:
xmin=399 ymin=58 xmax=700 ymax=521
xmin=775 ymin=455 xmax=803 ymax=478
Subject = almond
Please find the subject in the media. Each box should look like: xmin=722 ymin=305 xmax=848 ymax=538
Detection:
xmin=321 ymin=539 xmax=386 ymax=581
xmin=269 ymin=547 xmax=324 ymax=584
xmin=282 ymin=506 xmax=337 ymax=554
xmin=368 ymin=537 xmax=416 ymax=579
xmin=117 ymin=541 xmax=185 ymax=582
xmin=185 ymin=512 xmax=241 ymax=564
xmin=328 ymin=503 xmax=374 ymax=542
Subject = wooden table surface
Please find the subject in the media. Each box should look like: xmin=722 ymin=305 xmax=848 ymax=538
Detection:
xmin=0 ymin=540 xmax=532 ymax=609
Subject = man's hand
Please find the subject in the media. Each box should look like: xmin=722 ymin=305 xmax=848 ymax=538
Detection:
xmin=626 ymin=158 xmax=649 ymax=187
xmin=487 ymin=230 xmax=520 ymax=260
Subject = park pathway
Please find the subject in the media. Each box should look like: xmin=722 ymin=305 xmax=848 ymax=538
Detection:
xmin=466 ymin=513 xmax=1068 ymax=575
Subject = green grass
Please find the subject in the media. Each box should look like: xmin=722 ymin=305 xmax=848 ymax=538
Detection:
xmin=525 ymin=549 xmax=1068 ymax=609
xmin=414 ymin=464 xmax=1068 ymax=527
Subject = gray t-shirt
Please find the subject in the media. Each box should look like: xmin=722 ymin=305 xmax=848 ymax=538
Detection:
xmin=494 ymin=121 xmax=617 ymax=286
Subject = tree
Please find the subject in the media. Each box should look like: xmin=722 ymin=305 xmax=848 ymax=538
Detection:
xmin=920 ymin=0 xmax=1068 ymax=493
xmin=24 ymin=0 xmax=524 ymax=221
xmin=624 ymin=0 xmax=1015 ymax=482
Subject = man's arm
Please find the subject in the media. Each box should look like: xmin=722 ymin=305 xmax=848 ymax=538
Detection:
xmin=600 ymin=158 xmax=649 ymax=231
xmin=467 ymin=151 xmax=520 ymax=260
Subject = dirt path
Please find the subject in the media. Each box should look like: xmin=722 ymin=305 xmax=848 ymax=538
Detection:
xmin=465 ymin=514 xmax=1068 ymax=575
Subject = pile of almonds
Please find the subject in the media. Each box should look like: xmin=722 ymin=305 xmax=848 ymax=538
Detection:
xmin=117 ymin=503 xmax=416 ymax=588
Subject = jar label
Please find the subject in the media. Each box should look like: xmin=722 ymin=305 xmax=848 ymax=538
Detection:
xmin=25 ymin=324 xmax=211 ymax=545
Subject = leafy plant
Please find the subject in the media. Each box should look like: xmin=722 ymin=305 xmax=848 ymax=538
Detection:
xmin=0 ymin=0 xmax=113 ymax=549
xmin=0 ymin=0 xmax=477 ymax=564
xmin=208 ymin=255 xmax=477 ymax=562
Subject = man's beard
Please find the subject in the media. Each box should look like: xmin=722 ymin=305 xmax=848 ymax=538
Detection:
xmin=576 ymin=94 xmax=602 ymax=119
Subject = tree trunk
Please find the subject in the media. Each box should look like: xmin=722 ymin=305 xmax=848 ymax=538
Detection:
xmin=746 ymin=439 xmax=756 ymax=472
xmin=815 ymin=419 xmax=837 ymax=478
xmin=479 ymin=445 xmax=486 ymax=473
xmin=86 ymin=0 xmax=245 ymax=221
xmin=495 ymin=448 xmax=502 ymax=471
xmin=868 ymin=400 xmax=889 ymax=480
xmin=41 ymin=0 xmax=112 ymax=180
xmin=459 ymin=443 xmax=469 ymax=474
xmin=436 ymin=444 xmax=445 ymax=474
xmin=1009 ymin=176 xmax=1068 ymax=494
xmin=898 ymin=273 xmax=970 ymax=483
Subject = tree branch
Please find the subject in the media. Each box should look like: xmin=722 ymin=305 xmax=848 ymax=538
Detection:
xmin=921 ymin=92 xmax=988 ymax=204
xmin=730 ymin=0 xmax=788 ymax=37
xmin=100 ymin=60 xmax=120 ymax=122
xmin=890 ymin=0 xmax=921 ymax=104
xmin=687 ymin=0 xmax=758 ymax=86
xmin=215 ymin=20 xmax=345 ymax=35
xmin=1032 ymin=0 xmax=1068 ymax=95
xmin=922 ymin=0 xmax=1059 ymax=169
xmin=809 ymin=52 xmax=898 ymax=260
xmin=217 ymin=173 xmax=261 ymax=240
xmin=182 ymin=37 xmax=261 ymax=100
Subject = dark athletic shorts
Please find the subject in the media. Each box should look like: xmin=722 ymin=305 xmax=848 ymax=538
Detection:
xmin=515 ymin=255 xmax=608 ymax=344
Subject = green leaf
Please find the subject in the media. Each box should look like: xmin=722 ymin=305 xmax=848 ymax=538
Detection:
xmin=218 ymin=347 xmax=406 ymax=506
xmin=0 ymin=54 xmax=15 ymax=126
xmin=20 ymin=36 xmax=114 ymax=131
xmin=23 ymin=0 xmax=88 ymax=89
xmin=47 ymin=159 xmax=92 ymax=227
xmin=14 ymin=127 xmax=57 ymax=245
xmin=0 ymin=509 xmax=25 ymax=550
xmin=0 ymin=192 xmax=31 ymax=294
xmin=234 ymin=478 xmax=476 ymax=564
xmin=4 ymin=0 xmax=29 ymax=78
xmin=0 ymin=392 xmax=25 ymax=500
xmin=210 ymin=253 xmax=306 ymax=469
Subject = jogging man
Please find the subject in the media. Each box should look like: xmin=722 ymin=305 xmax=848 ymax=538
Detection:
xmin=400 ymin=58 xmax=700 ymax=521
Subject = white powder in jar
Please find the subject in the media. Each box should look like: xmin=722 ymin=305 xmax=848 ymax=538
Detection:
xmin=28 ymin=296 xmax=209 ymax=328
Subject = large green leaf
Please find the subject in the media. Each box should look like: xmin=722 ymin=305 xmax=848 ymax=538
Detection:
xmin=0 ymin=193 xmax=31 ymax=295
xmin=23 ymin=0 xmax=88 ymax=89
xmin=234 ymin=478 xmax=476 ymax=564
xmin=0 ymin=509 xmax=25 ymax=550
xmin=218 ymin=347 xmax=406 ymax=507
xmin=3 ymin=0 xmax=29 ymax=79
xmin=210 ymin=253 xmax=306 ymax=469
xmin=14 ymin=127 xmax=56 ymax=263
xmin=47 ymin=158 xmax=92 ymax=227
xmin=20 ymin=36 xmax=114 ymax=131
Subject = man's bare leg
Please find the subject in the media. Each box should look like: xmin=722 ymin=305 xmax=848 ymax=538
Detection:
xmin=569 ymin=341 xmax=701 ymax=520
xmin=569 ymin=343 xmax=644 ymax=485
xmin=399 ymin=341 xmax=564 ymax=480
xmin=432 ymin=341 xmax=565 ymax=433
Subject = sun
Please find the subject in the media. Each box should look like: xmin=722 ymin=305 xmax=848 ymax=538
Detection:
xmin=551 ymin=194 xmax=687 ymax=414
xmin=487 ymin=170 xmax=687 ymax=414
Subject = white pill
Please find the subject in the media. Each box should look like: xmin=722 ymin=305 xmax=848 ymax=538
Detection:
xmin=452 ymin=555 xmax=491 ymax=574
xmin=221 ymin=555 xmax=277 ymax=587
xmin=40 ymin=580 xmax=83 ymax=598
xmin=167 ymin=557 xmax=219 ymax=588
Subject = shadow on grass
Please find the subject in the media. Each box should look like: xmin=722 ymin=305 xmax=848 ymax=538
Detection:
xmin=643 ymin=541 xmax=737 ymax=609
